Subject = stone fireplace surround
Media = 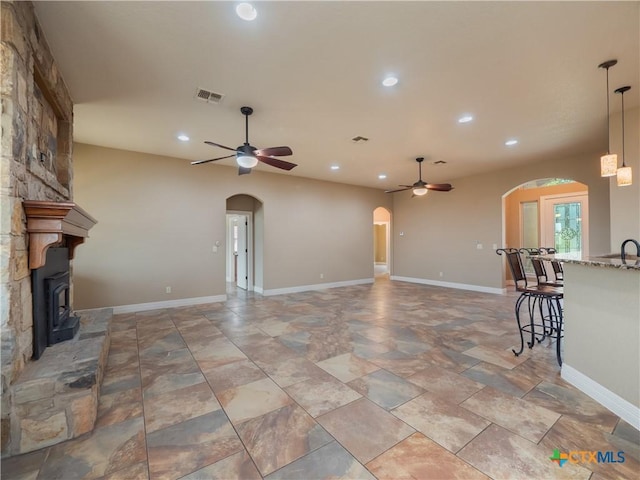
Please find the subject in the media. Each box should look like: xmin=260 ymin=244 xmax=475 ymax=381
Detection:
xmin=1 ymin=201 xmax=110 ymax=457
xmin=1 ymin=1 xmax=111 ymax=457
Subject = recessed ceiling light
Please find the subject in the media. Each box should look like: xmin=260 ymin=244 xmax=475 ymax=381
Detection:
xmin=458 ymin=115 xmax=473 ymax=124
xmin=382 ymin=76 xmax=398 ymax=87
xmin=331 ymin=165 xmax=340 ymax=170
xmin=236 ymin=3 xmax=257 ymax=21
xmin=505 ymin=139 xmax=518 ymax=146
xmin=378 ymin=174 xmax=387 ymax=179
xmin=177 ymin=134 xmax=190 ymax=142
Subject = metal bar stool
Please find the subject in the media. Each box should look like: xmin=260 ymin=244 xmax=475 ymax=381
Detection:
xmin=497 ymin=248 xmax=564 ymax=366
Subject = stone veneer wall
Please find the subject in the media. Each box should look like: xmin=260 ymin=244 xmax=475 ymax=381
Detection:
xmin=1 ymin=0 xmax=74 ymax=453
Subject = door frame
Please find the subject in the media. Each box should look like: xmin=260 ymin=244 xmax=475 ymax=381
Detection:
xmin=373 ymin=221 xmax=390 ymax=271
xmin=226 ymin=211 xmax=254 ymax=291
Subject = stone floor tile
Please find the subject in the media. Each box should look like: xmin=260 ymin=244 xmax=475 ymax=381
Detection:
xmin=0 ymin=448 xmax=48 ymax=480
xmin=539 ymin=415 xmax=640 ymax=479
xmin=462 ymin=345 xmax=529 ymax=370
xmin=143 ymin=381 xmax=221 ymax=433
xmin=391 ymin=391 xmax=490 ymax=453
xmin=407 ymin=364 xmax=484 ymax=404
xmin=217 ymin=377 xmax=293 ymax=425
xmin=317 ymin=397 xmax=414 ymax=464
xmin=201 ymin=358 xmax=267 ymax=393
xmin=458 ymin=424 xmax=592 ymax=479
xmin=366 ymin=432 xmax=489 ymax=479
xmin=96 ymin=388 xmax=143 ymax=428
xmin=315 ymin=353 xmax=380 ymax=383
xmin=522 ymin=380 xmax=619 ymax=432
xmin=284 ymin=374 xmax=362 ymax=418
xmin=146 ymin=410 xmax=243 ymax=480
xmin=461 ymin=361 xmax=541 ymax=398
xmin=264 ymin=441 xmax=375 ymax=480
xmin=460 ymin=386 xmax=560 ymax=443
xmin=38 ymin=417 xmax=146 ymax=480
xmin=236 ymin=403 xmax=333 ymax=476
xmin=347 ymin=369 xmax=424 ymax=410
xmin=99 ymin=461 xmax=149 ymax=480
xmin=179 ymin=450 xmax=261 ymax=480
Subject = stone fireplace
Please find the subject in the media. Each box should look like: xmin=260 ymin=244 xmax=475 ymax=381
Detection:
xmin=1 ymin=1 xmax=109 ymax=457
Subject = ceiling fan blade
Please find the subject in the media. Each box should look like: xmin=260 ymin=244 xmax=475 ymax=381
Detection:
xmin=385 ymin=186 xmax=412 ymax=193
xmin=191 ymin=154 xmax=235 ymax=165
xmin=204 ymin=141 xmax=237 ymax=152
xmin=255 ymin=146 xmax=293 ymax=157
xmin=256 ymin=155 xmax=298 ymax=171
xmin=426 ymin=183 xmax=454 ymax=192
xmin=238 ymin=167 xmax=252 ymax=176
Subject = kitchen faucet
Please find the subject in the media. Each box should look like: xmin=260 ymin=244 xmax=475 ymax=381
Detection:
xmin=620 ymin=239 xmax=640 ymax=261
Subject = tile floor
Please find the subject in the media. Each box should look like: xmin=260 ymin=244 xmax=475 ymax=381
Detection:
xmin=3 ymin=278 xmax=639 ymax=479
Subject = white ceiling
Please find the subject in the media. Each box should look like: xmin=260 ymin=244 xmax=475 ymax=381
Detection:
xmin=33 ymin=1 xmax=640 ymax=190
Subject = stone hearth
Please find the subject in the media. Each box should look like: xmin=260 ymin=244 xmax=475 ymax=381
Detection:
xmin=4 ymin=308 xmax=111 ymax=456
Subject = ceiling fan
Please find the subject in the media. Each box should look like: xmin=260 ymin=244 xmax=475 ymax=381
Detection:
xmin=191 ymin=106 xmax=297 ymax=175
xmin=385 ymin=157 xmax=453 ymax=196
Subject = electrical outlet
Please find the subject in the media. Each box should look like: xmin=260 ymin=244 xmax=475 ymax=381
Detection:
xmin=320 ymin=273 xmax=324 ymax=279
xmin=165 ymin=286 xmax=171 ymax=294
xmin=439 ymin=272 xmax=443 ymax=277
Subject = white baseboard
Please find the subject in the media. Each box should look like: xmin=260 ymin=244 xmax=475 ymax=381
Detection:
xmin=254 ymin=286 xmax=264 ymax=294
xmin=390 ymin=276 xmax=507 ymax=295
xmin=108 ymin=295 xmax=227 ymax=314
xmin=562 ymin=364 xmax=640 ymax=431
xmin=262 ymin=278 xmax=374 ymax=296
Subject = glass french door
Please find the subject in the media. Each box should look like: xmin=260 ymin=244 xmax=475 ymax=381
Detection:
xmin=541 ymin=193 xmax=588 ymax=258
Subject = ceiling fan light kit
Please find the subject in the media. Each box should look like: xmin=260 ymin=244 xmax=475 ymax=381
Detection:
xmin=385 ymin=157 xmax=453 ymax=197
xmin=191 ymin=106 xmax=296 ymax=174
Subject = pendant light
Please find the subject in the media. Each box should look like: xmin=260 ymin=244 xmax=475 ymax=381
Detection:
xmin=598 ymin=60 xmax=618 ymax=177
xmin=614 ymin=86 xmax=632 ymax=187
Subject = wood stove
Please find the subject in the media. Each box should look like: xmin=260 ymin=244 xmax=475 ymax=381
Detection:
xmin=31 ymin=246 xmax=79 ymax=359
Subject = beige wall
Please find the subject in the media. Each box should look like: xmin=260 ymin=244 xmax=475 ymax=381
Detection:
xmin=391 ymin=151 xmax=612 ymax=289
xmin=609 ymin=107 xmax=640 ymax=250
xmin=72 ymin=143 xmax=391 ymax=309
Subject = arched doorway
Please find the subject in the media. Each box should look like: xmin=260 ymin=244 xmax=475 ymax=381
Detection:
xmin=226 ymin=194 xmax=264 ymax=292
xmin=502 ymin=178 xmax=588 ymax=281
xmin=373 ymin=207 xmax=391 ymax=277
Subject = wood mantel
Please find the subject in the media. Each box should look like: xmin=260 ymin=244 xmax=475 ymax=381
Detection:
xmin=23 ymin=201 xmax=98 ymax=269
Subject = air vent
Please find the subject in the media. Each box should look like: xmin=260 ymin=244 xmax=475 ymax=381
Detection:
xmin=432 ymin=160 xmax=447 ymax=165
xmin=194 ymin=87 xmax=224 ymax=104
xmin=352 ymin=136 xmax=369 ymax=143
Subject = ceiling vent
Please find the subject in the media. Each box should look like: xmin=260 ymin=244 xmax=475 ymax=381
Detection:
xmin=195 ymin=87 xmax=224 ymax=104
xmin=352 ymin=136 xmax=369 ymax=143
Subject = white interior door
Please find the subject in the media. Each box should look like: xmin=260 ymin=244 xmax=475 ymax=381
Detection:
xmin=541 ymin=192 xmax=589 ymax=258
xmin=236 ymin=216 xmax=248 ymax=290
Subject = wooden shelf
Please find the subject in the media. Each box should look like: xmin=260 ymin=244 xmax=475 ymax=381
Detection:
xmin=23 ymin=201 xmax=97 ymax=269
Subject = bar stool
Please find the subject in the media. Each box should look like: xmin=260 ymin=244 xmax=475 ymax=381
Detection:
xmin=539 ymin=247 xmax=564 ymax=283
xmin=497 ymin=248 xmax=564 ymax=366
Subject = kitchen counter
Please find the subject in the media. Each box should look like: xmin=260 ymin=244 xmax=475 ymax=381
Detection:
xmin=540 ymin=253 xmax=640 ymax=270
xmin=552 ymin=254 xmax=640 ymax=431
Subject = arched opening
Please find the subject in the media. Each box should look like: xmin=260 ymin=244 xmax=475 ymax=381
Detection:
xmin=373 ymin=207 xmax=391 ymax=277
xmin=226 ymin=194 xmax=264 ymax=293
xmin=501 ymin=178 xmax=588 ymax=283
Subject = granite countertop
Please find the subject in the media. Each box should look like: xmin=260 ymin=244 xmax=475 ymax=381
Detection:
xmin=538 ymin=253 xmax=640 ymax=271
